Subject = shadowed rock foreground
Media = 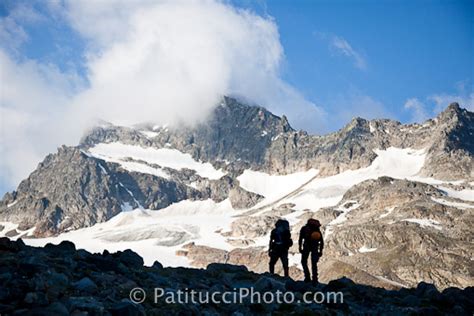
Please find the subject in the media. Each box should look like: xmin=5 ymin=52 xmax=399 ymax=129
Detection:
xmin=0 ymin=238 xmax=472 ymax=315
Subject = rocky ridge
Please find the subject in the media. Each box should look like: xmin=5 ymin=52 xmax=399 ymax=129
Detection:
xmin=183 ymin=177 xmax=474 ymax=289
xmin=0 ymin=97 xmax=473 ymax=292
xmin=1 ymin=238 xmax=473 ymax=315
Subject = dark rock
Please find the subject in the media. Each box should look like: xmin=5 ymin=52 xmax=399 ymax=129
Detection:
xmin=151 ymin=260 xmax=163 ymax=269
xmin=324 ymin=277 xmax=356 ymax=292
xmin=114 ymin=249 xmax=144 ymax=269
xmin=415 ymin=281 xmax=438 ymax=297
xmin=23 ymin=292 xmax=49 ymax=306
xmin=401 ymin=295 xmax=420 ymax=307
xmin=284 ymin=279 xmax=313 ymax=293
xmin=87 ymin=254 xmax=120 ymax=272
xmin=57 ymin=240 xmax=76 ymax=252
xmin=73 ymin=277 xmax=98 ymax=293
xmin=67 ymin=296 xmax=105 ymax=314
xmin=207 ymin=263 xmax=248 ymax=273
xmin=415 ymin=306 xmax=444 ymax=316
xmin=254 ymin=276 xmax=285 ymax=292
xmin=45 ymin=272 xmax=69 ymax=300
xmin=0 ymin=286 xmax=9 ymax=301
xmin=0 ymin=237 xmax=26 ymax=252
xmin=109 ymin=301 xmax=145 ymax=316
xmin=0 ymin=304 xmax=14 ymax=314
xmin=4 ymin=229 xmax=19 ymax=237
xmin=19 ymin=257 xmax=49 ymax=276
xmin=46 ymin=302 xmax=69 ymax=316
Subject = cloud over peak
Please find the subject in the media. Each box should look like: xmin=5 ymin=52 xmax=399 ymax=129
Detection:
xmin=0 ymin=0 xmax=324 ymax=190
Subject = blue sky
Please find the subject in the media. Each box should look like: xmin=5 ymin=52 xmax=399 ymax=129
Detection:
xmin=0 ymin=0 xmax=473 ymax=195
xmin=233 ymin=0 xmax=473 ymax=122
xmin=1 ymin=0 xmax=473 ymax=123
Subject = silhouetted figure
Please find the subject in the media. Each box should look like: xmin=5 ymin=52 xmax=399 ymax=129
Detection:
xmin=299 ymin=219 xmax=324 ymax=285
xmin=268 ymin=219 xmax=293 ymax=277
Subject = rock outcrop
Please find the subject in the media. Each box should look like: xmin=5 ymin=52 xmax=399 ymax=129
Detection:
xmin=1 ymin=238 xmax=473 ymax=315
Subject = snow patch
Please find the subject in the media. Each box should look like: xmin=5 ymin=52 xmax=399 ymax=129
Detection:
xmin=238 ymin=169 xmax=319 ymax=204
xmin=121 ymin=202 xmax=133 ymax=212
xmin=438 ymin=187 xmax=474 ymax=202
xmin=98 ymin=163 xmax=108 ymax=175
xmin=324 ymin=201 xmax=360 ymax=239
xmin=140 ymin=130 xmax=160 ymax=138
xmin=376 ymin=276 xmax=407 ymax=288
xmin=288 ymin=147 xmax=427 ymax=212
xmin=22 ymin=199 xmax=240 ymax=267
xmin=402 ymin=218 xmax=442 ymax=230
xmin=431 ymin=197 xmax=474 ymax=209
xmin=118 ymin=182 xmax=143 ymax=209
xmin=369 ymin=123 xmax=376 ymax=133
xmin=0 ymin=222 xmax=35 ymax=237
xmin=88 ymin=142 xmax=225 ymax=180
xmin=379 ymin=206 xmax=395 ymax=219
xmin=359 ymin=245 xmax=377 ymax=253
xmin=7 ymin=201 xmax=18 ymax=208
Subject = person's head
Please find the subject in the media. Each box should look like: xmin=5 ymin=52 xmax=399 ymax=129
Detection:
xmin=307 ymin=218 xmax=321 ymax=229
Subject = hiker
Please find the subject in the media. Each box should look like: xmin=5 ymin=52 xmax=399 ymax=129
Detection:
xmin=299 ymin=218 xmax=324 ymax=285
xmin=268 ymin=219 xmax=293 ymax=277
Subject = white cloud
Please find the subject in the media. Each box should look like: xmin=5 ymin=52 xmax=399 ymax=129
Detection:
xmin=0 ymin=50 xmax=85 ymax=189
xmin=429 ymin=93 xmax=473 ymax=113
xmin=1 ymin=0 xmax=325 ymax=190
xmin=404 ymin=98 xmax=430 ymax=123
xmin=330 ymin=36 xmax=367 ymax=70
xmin=403 ymin=84 xmax=473 ymax=124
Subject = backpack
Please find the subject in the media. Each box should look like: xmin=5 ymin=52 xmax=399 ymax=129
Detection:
xmin=303 ymin=224 xmax=322 ymax=244
xmin=272 ymin=219 xmax=293 ymax=249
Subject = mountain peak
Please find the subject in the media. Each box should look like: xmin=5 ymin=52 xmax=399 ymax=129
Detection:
xmin=447 ymin=102 xmax=461 ymax=111
xmin=436 ymin=102 xmax=467 ymax=123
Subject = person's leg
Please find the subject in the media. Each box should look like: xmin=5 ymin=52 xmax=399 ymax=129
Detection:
xmin=310 ymin=250 xmax=319 ymax=284
xmin=301 ymin=250 xmax=310 ymax=282
xmin=280 ymin=250 xmax=289 ymax=278
xmin=269 ymin=252 xmax=278 ymax=274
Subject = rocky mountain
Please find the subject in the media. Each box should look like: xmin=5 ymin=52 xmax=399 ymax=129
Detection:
xmin=1 ymin=238 xmax=473 ymax=315
xmin=1 ymin=96 xmax=473 ymax=292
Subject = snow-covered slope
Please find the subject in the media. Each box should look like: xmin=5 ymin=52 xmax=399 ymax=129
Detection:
xmin=3 ymin=146 xmax=469 ymax=269
xmin=88 ymin=142 xmax=226 ymax=180
xmin=22 ymin=199 xmax=238 ymax=266
xmin=2 ymin=99 xmax=474 ymax=291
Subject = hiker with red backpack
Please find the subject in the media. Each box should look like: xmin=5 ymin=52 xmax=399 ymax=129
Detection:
xmin=299 ymin=218 xmax=324 ymax=285
xmin=268 ymin=219 xmax=293 ymax=277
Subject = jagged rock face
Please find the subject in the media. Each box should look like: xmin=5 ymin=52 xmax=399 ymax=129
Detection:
xmin=81 ymin=96 xmax=293 ymax=168
xmin=419 ymin=104 xmax=474 ymax=179
xmin=1 ymin=97 xmax=473 ymax=291
xmin=0 ymin=147 xmax=124 ymax=236
xmin=265 ymin=103 xmax=474 ymax=180
xmin=0 ymin=147 xmax=195 ymax=236
xmin=80 ymin=99 xmax=473 ymax=181
xmin=264 ymin=118 xmax=380 ymax=175
xmin=318 ymin=177 xmax=474 ymax=289
xmin=0 ymin=147 xmax=263 ymax=236
xmin=182 ymin=177 xmax=474 ymax=290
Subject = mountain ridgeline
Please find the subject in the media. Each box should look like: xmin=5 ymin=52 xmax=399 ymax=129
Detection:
xmin=0 ymin=97 xmax=473 ymax=291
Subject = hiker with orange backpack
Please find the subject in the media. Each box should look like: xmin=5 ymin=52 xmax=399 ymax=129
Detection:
xmin=299 ymin=219 xmax=324 ymax=285
xmin=268 ymin=219 xmax=293 ymax=277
